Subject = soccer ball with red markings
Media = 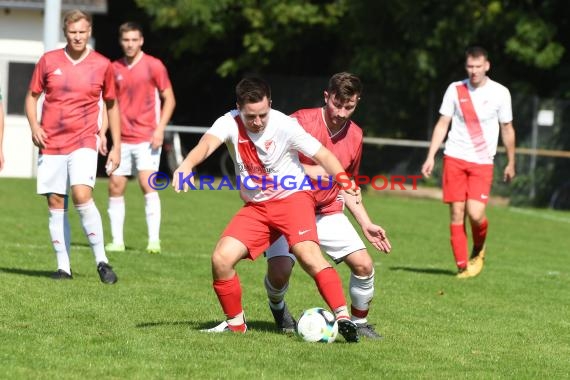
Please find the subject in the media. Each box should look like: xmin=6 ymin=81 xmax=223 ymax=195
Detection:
xmin=296 ymin=307 xmax=338 ymax=343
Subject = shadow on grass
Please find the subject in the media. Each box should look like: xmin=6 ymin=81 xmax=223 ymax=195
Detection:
xmin=0 ymin=266 xmax=54 ymax=278
xmin=389 ymin=266 xmax=456 ymax=276
xmin=136 ymin=320 xmax=278 ymax=333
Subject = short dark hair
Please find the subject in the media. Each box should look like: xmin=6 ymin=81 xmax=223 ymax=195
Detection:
xmin=328 ymin=72 xmax=362 ymax=101
xmin=119 ymin=21 xmax=143 ymax=37
xmin=465 ymin=46 xmax=488 ymax=60
xmin=235 ymin=77 xmax=271 ymax=107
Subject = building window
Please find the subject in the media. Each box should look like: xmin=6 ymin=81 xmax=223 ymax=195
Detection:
xmin=7 ymin=61 xmax=35 ymax=116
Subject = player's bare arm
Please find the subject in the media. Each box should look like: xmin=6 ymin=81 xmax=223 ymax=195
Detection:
xmin=151 ymin=87 xmax=176 ymax=150
xmin=98 ymin=102 xmax=109 ymax=156
xmin=24 ymin=90 xmax=47 ymax=149
xmin=312 ymin=146 xmax=360 ymax=197
xmin=341 ymin=189 xmax=392 ymax=253
xmin=500 ymin=121 xmax=516 ymax=182
xmin=173 ymin=133 xmax=223 ymax=193
xmin=301 ymin=162 xmax=361 ymax=203
xmin=301 ymin=163 xmax=328 ymax=180
xmin=105 ymin=99 xmax=121 ymax=174
xmin=421 ymin=115 xmax=452 ymax=178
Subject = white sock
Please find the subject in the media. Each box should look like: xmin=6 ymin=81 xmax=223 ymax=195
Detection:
xmin=107 ymin=196 xmax=125 ymax=245
xmin=48 ymin=208 xmax=71 ymax=274
xmin=349 ymin=269 xmax=375 ymax=323
xmin=76 ymin=199 xmax=108 ymax=265
xmin=144 ymin=192 xmax=161 ymax=243
xmin=264 ymin=275 xmax=289 ymax=310
xmin=228 ymin=311 xmax=245 ymax=326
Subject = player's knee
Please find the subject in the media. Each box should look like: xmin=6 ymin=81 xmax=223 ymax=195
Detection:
xmin=346 ymin=250 xmax=374 ymax=277
xmin=267 ymin=257 xmax=294 ymax=288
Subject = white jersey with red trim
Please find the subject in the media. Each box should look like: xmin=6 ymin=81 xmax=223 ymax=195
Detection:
xmin=206 ymin=109 xmax=322 ymax=203
xmin=440 ymin=78 xmax=512 ymax=164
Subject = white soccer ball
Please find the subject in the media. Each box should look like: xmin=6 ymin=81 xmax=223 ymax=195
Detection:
xmin=296 ymin=307 xmax=338 ymax=343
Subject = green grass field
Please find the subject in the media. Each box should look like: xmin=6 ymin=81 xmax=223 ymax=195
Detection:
xmin=1 ymin=178 xmax=568 ymax=379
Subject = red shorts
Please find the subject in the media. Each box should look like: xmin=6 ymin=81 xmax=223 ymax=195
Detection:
xmin=222 ymin=191 xmax=319 ymax=260
xmin=443 ymin=156 xmax=494 ymax=204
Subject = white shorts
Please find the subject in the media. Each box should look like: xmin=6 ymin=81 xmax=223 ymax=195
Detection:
xmin=114 ymin=142 xmax=161 ymax=176
xmin=266 ymin=212 xmax=366 ymax=263
xmin=37 ymin=148 xmax=98 ymax=195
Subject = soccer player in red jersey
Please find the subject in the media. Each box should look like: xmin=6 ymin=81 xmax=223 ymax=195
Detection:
xmin=103 ymin=22 xmax=176 ymax=255
xmin=24 ymin=9 xmax=121 ymax=284
xmin=421 ymin=46 xmax=516 ymax=278
xmin=264 ymin=73 xmax=392 ymax=339
xmin=173 ymin=77 xmax=361 ymax=342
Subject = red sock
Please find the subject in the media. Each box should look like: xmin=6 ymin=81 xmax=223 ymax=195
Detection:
xmin=450 ymin=224 xmax=468 ymax=269
xmin=213 ymin=274 xmax=243 ymax=319
xmin=314 ymin=267 xmax=347 ymax=311
xmin=471 ymin=218 xmax=488 ymax=250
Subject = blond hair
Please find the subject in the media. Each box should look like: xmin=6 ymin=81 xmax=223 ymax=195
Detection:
xmin=62 ymin=9 xmax=92 ymax=31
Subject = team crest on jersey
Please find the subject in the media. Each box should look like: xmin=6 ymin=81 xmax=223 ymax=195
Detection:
xmin=264 ymin=140 xmax=275 ymax=154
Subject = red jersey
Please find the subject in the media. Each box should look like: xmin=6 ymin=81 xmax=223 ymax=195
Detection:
xmin=29 ymin=48 xmax=116 ymax=155
xmin=291 ymin=108 xmax=363 ymax=215
xmin=112 ymin=53 xmax=172 ymax=144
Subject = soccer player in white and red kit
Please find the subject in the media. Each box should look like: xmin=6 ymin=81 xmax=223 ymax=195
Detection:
xmin=104 ymin=22 xmax=176 ymax=255
xmin=172 ymin=77 xmax=360 ymax=342
xmin=264 ymin=73 xmax=392 ymax=339
xmin=25 ymin=9 xmax=121 ymax=284
xmin=422 ymin=46 xmax=516 ymax=278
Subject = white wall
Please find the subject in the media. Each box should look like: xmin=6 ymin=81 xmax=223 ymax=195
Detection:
xmin=0 ymin=9 xmax=63 ymax=178
xmin=0 ymin=9 xmax=45 ymax=41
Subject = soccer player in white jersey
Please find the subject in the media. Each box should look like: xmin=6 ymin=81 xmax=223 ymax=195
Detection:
xmin=421 ymin=46 xmax=516 ymax=278
xmin=264 ymin=73 xmax=392 ymax=339
xmin=173 ymin=77 xmax=360 ymax=342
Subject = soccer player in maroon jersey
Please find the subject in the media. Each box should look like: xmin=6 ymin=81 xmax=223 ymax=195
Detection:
xmin=264 ymin=72 xmax=392 ymax=339
xmin=103 ymin=22 xmax=176 ymax=255
xmin=172 ymin=77 xmax=360 ymax=342
xmin=421 ymin=46 xmax=516 ymax=278
xmin=24 ymin=9 xmax=121 ymax=284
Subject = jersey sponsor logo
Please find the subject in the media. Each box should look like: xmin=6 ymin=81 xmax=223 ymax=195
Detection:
xmin=298 ymin=229 xmax=311 ymax=235
xmin=481 ymin=194 xmax=489 ymax=200
xmin=53 ymin=68 xmax=63 ymax=76
xmin=459 ymin=98 xmax=468 ymax=103
xmin=238 ymin=139 xmax=250 ymax=143
xmin=116 ymin=74 xmax=124 ymax=81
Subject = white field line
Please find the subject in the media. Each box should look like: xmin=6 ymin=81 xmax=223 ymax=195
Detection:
xmin=509 ymin=207 xmax=570 ymax=224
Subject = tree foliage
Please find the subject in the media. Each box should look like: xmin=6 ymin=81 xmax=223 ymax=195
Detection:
xmin=135 ymin=0 xmax=569 ymax=127
xmin=135 ymin=0 xmax=348 ymax=77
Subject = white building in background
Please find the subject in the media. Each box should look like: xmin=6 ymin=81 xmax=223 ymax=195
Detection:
xmin=0 ymin=0 xmax=107 ymax=178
